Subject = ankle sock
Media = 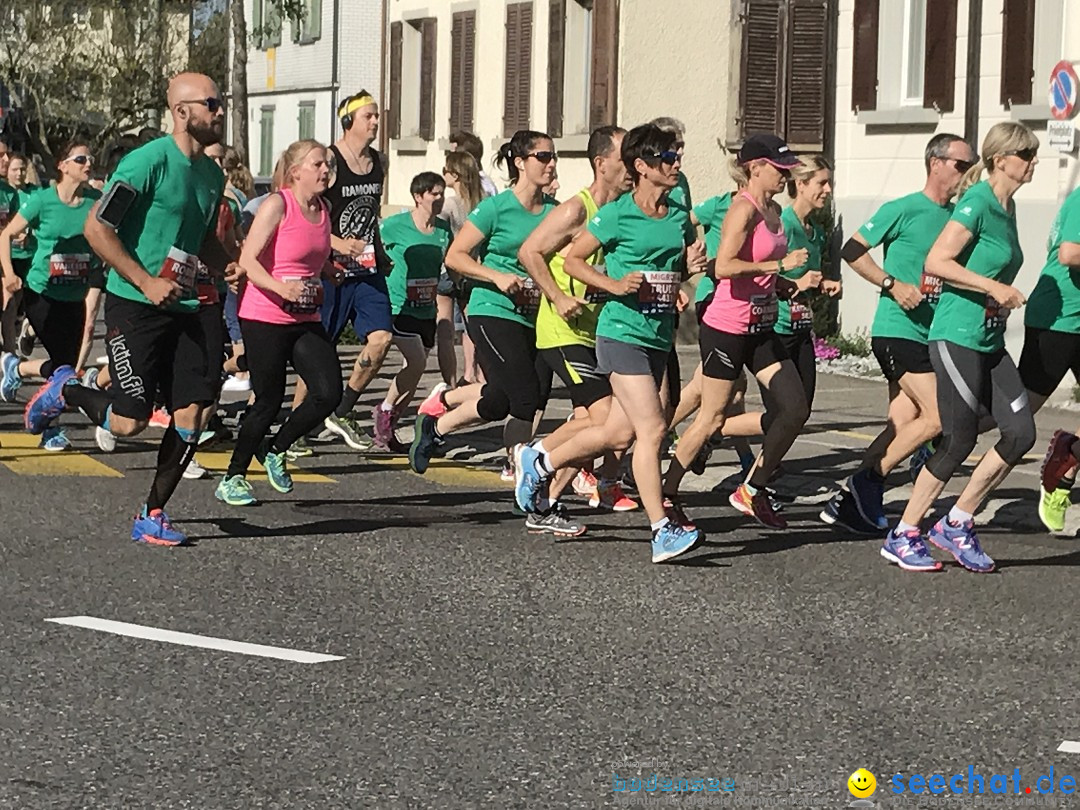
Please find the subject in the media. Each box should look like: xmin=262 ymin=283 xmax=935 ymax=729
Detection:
xmin=947 ymin=505 xmax=973 ymax=526
xmin=651 ymin=517 xmax=670 ymax=532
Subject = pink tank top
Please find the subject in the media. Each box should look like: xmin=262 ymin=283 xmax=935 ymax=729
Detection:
xmin=702 ymin=191 xmax=788 ymax=335
xmin=238 ymin=188 xmax=331 ymax=325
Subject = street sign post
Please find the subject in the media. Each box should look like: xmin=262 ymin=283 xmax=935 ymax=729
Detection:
xmin=1047 ymin=120 xmax=1076 ymax=152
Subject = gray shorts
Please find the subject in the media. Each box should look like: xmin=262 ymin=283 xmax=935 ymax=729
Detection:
xmin=595 ymin=336 xmax=669 ymax=386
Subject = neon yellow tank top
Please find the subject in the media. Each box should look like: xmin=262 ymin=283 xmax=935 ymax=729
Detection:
xmin=535 ymin=188 xmax=603 ymax=350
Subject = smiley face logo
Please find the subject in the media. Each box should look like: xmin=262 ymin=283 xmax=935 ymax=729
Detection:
xmin=848 ymin=769 xmax=876 ymax=798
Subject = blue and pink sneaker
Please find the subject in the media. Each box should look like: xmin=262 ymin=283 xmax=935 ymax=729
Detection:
xmin=131 ymin=508 xmax=188 ymax=547
xmin=24 ymin=365 xmax=77 ymax=434
xmin=927 ymin=516 xmax=995 ymax=573
xmin=880 ymin=527 xmax=942 ymax=572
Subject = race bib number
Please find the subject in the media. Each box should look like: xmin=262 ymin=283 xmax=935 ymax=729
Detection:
xmin=748 ymin=293 xmax=778 ymax=333
xmin=583 ymin=263 xmax=608 ymax=304
xmin=333 ymin=245 xmax=377 ymax=278
xmin=281 ymin=276 xmax=323 ymax=315
xmin=159 ymin=246 xmax=198 ymax=297
xmin=637 ymin=270 xmax=680 ymax=315
xmin=194 ymin=259 xmax=219 ymax=306
xmin=513 ymin=276 xmax=542 ymax=316
xmin=48 ymin=253 xmax=91 ymax=285
xmin=405 ymin=277 xmax=438 ymax=308
xmin=788 ymin=299 xmax=813 ymax=333
xmin=920 ymin=270 xmax=943 ymax=304
xmin=984 ymin=295 xmax=1007 ymax=332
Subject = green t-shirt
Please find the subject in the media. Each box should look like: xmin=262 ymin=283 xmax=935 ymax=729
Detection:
xmin=1025 ymin=186 xmax=1080 ymax=333
xmin=104 ymin=137 xmax=224 ymax=313
xmin=0 ymin=181 xmax=16 ymax=234
xmin=694 ymin=275 xmax=715 ymax=305
xmin=692 ymin=192 xmax=734 ymax=259
xmin=591 ymin=193 xmax=695 ymax=350
xmin=928 ymin=181 xmax=1024 ymax=353
xmin=776 ymin=205 xmax=825 ymax=336
xmin=535 ymin=188 xmax=604 ymax=350
xmin=668 ymin=173 xmax=693 ymax=210
xmin=858 ymin=191 xmax=953 ymax=343
xmin=12 ymin=185 xmax=39 ymax=260
xmin=464 ymin=189 xmax=557 ymax=327
xmin=381 ymin=210 xmax=452 ymax=320
xmin=19 ymin=186 xmax=102 ymax=301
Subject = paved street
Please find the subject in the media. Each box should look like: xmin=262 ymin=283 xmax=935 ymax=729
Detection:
xmin=3 ymin=344 xmax=1080 ymax=809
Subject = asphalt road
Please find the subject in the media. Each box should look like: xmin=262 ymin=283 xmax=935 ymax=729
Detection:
xmin=3 ymin=345 xmax=1080 ymax=809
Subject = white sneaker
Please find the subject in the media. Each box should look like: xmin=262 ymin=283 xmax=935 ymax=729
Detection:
xmin=221 ymin=375 xmax=251 ymax=393
xmin=183 ymin=458 xmax=209 ymax=480
xmin=94 ymin=426 xmax=117 ymax=453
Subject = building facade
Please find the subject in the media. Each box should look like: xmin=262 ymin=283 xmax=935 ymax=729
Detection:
xmin=240 ymin=0 xmax=382 ymax=179
xmin=833 ymin=0 xmax=1078 ymax=360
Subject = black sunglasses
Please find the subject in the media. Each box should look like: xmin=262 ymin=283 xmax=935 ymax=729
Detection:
xmin=647 ymin=150 xmax=681 ymax=165
xmin=947 ymin=158 xmax=976 ymax=172
xmin=65 ymin=155 xmax=93 ymax=165
xmin=1003 ymin=148 xmax=1037 ymax=162
xmin=527 ymin=151 xmax=558 ymax=163
xmin=183 ymin=97 xmax=225 ymax=114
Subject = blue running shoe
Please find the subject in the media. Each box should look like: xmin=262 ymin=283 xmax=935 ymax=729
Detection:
xmin=24 ymin=364 xmax=77 ymax=434
xmin=1 ymin=351 xmax=21 ymax=402
xmin=513 ymin=443 xmax=546 ymax=513
xmin=651 ymin=522 xmax=701 ymax=563
xmin=848 ymin=470 xmax=887 ymax=530
xmin=40 ymin=426 xmax=71 ymax=451
xmin=131 ymin=508 xmax=187 ymax=546
xmin=927 ymin=516 xmax=995 ymax=573
xmin=819 ymin=489 xmax=879 ymax=535
xmin=409 ymin=413 xmax=438 ymax=474
xmin=256 ymin=439 xmax=293 ymax=493
xmin=880 ymin=527 xmax=942 ymax=572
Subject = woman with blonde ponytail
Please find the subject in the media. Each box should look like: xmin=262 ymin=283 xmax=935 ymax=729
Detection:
xmin=886 ymin=122 xmax=1039 ymax=574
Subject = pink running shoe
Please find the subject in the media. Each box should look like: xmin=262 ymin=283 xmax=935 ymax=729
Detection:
xmin=418 ymin=383 xmax=450 ymax=419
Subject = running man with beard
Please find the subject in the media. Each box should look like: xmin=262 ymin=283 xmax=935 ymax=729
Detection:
xmin=24 ymin=72 xmax=235 ymax=546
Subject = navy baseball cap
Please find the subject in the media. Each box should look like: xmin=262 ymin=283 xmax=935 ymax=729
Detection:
xmin=737 ymin=134 xmax=801 ymax=169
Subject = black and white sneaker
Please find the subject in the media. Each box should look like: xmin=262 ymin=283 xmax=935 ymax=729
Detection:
xmin=819 ymin=489 xmax=879 ymax=535
xmin=525 ymin=502 xmax=587 ymax=538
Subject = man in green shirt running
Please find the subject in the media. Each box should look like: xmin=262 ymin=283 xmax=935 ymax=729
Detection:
xmin=24 ymin=72 xmax=236 ymax=547
xmin=820 ymin=133 xmax=976 ymax=542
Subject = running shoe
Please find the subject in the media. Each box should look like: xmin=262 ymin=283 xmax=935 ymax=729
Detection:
xmin=880 ymin=527 xmax=942 ymax=572
xmin=619 ymin=464 xmax=637 ymax=494
xmin=500 ymin=458 xmax=516 ymax=482
xmin=663 ymin=496 xmax=697 ymax=530
xmin=286 ymin=436 xmax=314 ymax=461
xmin=215 ymin=474 xmax=257 ymax=506
xmin=1042 ymin=430 xmax=1079 ymax=493
xmin=590 ymin=480 xmax=638 ymax=512
xmin=94 ymin=425 xmax=117 ymax=453
xmin=324 ymin=413 xmax=373 ymax=451
xmin=908 ymin=439 xmax=936 ymax=482
xmin=651 ymin=522 xmax=701 ymax=563
xmin=148 ymin=407 xmax=171 ymax=429
xmin=24 ymin=364 xmax=77 ymax=434
xmin=81 ymin=366 xmax=101 ymax=390
xmin=372 ymin=405 xmax=406 ymax=453
xmin=729 ymin=483 xmax=787 ymax=529
xmin=17 ymin=319 xmax=34 ymax=358
xmin=409 ymin=413 xmax=438 ymax=474
xmin=256 ymin=439 xmax=293 ymax=493
xmin=573 ymin=469 xmax=598 ymax=499
xmin=927 ymin=516 xmax=995 ymax=573
xmin=1 ymin=351 xmax=21 ymax=402
xmin=819 ymin=489 xmax=879 ymax=535
xmin=1038 ymin=486 xmax=1070 ymax=534
xmin=513 ymin=443 xmax=547 ymax=514
xmin=198 ymin=414 xmax=232 ymax=447
xmin=418 ymin=382 xmax=450 ymax=419
xmin=183 ymin=458 xmax=209 ymax=480
xmin=40 ymin=426 xmax=70 ymax=451
xmin=131 ymin=508 xmax=187 ymax=546
xmin=221 ymin=374 xmax=251 ymax=393
xmin=848 ymin=469 xmax=887 ymax=530
xmin=525 ymin=502 xmax=587 ymax=538
xmin=689 ymin=442 xmax=714 ymax=475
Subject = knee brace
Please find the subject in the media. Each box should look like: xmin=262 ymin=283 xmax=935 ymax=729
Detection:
xmin=476 ymin=385 xmax=510 ymax=422
xmin=924 ymin=432 xmax=977 ymax=482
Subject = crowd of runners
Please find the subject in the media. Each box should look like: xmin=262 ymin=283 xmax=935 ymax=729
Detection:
xmin=2 ymin=71 xmax=1080 ymax=573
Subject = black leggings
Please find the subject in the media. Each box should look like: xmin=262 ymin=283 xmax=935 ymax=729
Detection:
xmin=227 ymin=320 xmax=343 ymax=478
xmin=925 ymin=340 xmax=1036 ymax=481
xmin=23 ymin=288 xmax=85 ymax=378
xmin=1 ymin=258 xmax=30 ymax=354
xmin=467 ymin=315 xmax=543 ymax=422
xmin=778 ymin=332 xmax=816 ymax=408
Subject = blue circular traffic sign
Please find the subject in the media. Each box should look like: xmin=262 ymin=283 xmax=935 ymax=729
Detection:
xmin=1050 ymin=60 xmax=1079 ymax=121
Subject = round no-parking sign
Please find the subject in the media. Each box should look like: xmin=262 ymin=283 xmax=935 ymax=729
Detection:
xmin=1050 ymin=60 xmax=1079 ymax=120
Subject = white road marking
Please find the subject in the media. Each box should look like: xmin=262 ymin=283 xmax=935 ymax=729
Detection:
xmin=1058 ymin=741 xmax=1080 ymax=754
xmin=45 ymin=616 xmax=344 ymax=664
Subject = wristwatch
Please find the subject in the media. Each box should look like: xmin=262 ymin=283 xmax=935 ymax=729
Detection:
xmin=881 ymin=275 xmax=896 ymax=292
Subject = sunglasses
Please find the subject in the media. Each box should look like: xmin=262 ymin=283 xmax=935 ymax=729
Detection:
xmin=527 ymin=151 xmax=558 ymax=163
xmin=183 ymin=97 xmax=225 ymax=114
xmin=647 ymin=151 xmax=681 ymax=165
xmin=64 ymin=155 xmax=94 ymax=166
xmin=947 ymin=158 xmax=976 ymax=172
xmin=1003 ymin=148 xmax=1037 ymax=162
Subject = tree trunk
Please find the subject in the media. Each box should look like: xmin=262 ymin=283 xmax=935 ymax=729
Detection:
xmin=230 ymin=0 xmax=249 ymax=162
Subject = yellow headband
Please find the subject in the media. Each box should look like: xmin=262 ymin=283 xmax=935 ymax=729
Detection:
xmin=342 ymin=96 xmax=376 ymax=118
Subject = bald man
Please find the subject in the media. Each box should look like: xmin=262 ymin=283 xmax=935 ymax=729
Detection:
xmin=26 ymin=72 xmax=235 ymax=546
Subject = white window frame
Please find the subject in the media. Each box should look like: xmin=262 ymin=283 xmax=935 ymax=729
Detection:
xmin=898 ymin=0 xmax=926 ymax=107
xmin=562 ymin=0 xmax=593 ymax=136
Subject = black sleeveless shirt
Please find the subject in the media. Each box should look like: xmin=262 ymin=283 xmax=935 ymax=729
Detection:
xmin=325 ymin=143 xmax=385 ymax=275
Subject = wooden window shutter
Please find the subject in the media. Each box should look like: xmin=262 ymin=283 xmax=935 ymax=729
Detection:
xmin=739 ymin=0 xmax=783 ymax=138
xmin=922 ymin=0 xmax=957 ymax=112
xmin=784 ymin=0 xmax=828 ymax=146
xmin=1000 ymin=0 xmax=1036 ymax=107
xmin=547 ymin=0 xmax=566 ymax=138
xmin=388 ymin=21 xmax=403 ymax=139
xmin=419 ymin=18 xmax=437 ymax=140
xmin=589 ymin=0 xmax=619 ymax=128
xmin=253 ymin=0 xmax=264 ymax=49
xmin=450 ymin=11 xmax=476 ymax=132
xmin=504 ymin=2 xmax=533 ymax=137
xmin=850 ymin=0 xmax=879 ymax=112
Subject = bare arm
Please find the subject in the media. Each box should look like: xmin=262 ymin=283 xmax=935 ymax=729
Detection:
xmin=85 ymin=200 xmax=181 ymax=307
xmin=1059 ymin=241 xmax=1080 ymax=268
xmin=843 ymin=232 xmax=922 ymax=311
xmin=926 ymin=221 xmax=1025 ymax=306
xmin=713 ymin=199 xmax=808 ymax=279
xmin=0 ymin=212 xmax=29 ymax=286
xmin=563 ymin=232 xmax=641 ymax=296
xmin=445 ymin=220 xmax=520 ymax=292
xmin=518 ymin=198 xmax=587 ymax=318
xmin=237 ymin=193 xmax=296 ymax=299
